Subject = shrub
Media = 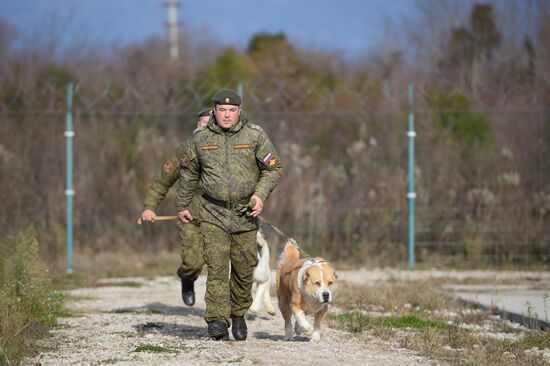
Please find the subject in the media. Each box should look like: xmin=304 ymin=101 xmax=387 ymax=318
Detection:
xmin=426 ymin=87 xmax=491 ymax=146
xmin=0 ymin=226 xmax=64 ymax=365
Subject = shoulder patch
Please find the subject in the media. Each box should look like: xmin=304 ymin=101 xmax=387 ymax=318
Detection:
xmin=261 ymin=152 xmax=277 ymax=167
xmin=163 ymin=159 xmax=176 ymax=173
xmin=179 ymin=154 xmax=191 ymax=168
xmin=248 ymin=123 xmax=265 ymax=133
xmin=192 ymin=127 xmax=203 ymax=134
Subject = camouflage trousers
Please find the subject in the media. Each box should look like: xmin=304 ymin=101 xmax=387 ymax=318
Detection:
xmin=176 ymin=221 xmax=205 ymax=282
xmin=201 ymin=222 xmax=258 ymax=326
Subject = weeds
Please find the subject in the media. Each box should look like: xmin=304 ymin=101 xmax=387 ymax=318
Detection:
xmin=330 ymin=279 xmax=550 ymax=365
xmin=519 ymin=330 xmax=550 ymax=350
xmin=0 ymin=227 xmax=64 ymax=365
xmin=133 ymin=344 xmax=178 ymax=353
xmin=382 ymin=315 xmax=449 ymax=329
xmin=329 ymin=310 xmax=370 ymax=333
xmin=333 ymin=281 xmax=466 ymax=314
xmin=399 ymin=328 xmax=550 ymax=365
xmin=330 ymin=312 xmax=449 ymax=334
xmin=51 ymin=272 xmax=88 ymax=290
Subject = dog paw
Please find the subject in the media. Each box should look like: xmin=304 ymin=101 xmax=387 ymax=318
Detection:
xmin=266 ymin=306 xmax=277 ymax=316
xmin=310 ymin=331 xmax=321 ymax=342
xmin=301 ymin=323 xmax=314 ymax=336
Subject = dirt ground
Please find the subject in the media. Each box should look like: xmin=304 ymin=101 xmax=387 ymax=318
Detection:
xmin=31 ymin=273 xmax=443 ymax=366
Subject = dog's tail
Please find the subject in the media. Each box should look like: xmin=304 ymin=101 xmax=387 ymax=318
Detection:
xmin=281 ymin=238 xmax=300 ymax=261
xmin=276 ymin=238 xmax=298 ymax=291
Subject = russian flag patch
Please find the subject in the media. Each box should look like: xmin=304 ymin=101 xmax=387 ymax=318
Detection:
xmin=262 ymin=152 xmax=277 ymax=167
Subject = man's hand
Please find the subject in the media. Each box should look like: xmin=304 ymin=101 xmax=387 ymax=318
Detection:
xmin=141 ymin=209 xmax=157 ymax=222
xmin=249 ymin=194 xmax=264 ymax=217
xmin=178 ymin=210 xmax=193 ymax=223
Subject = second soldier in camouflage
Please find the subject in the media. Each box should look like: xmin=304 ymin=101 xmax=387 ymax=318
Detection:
xmin=141 ymin=108 xmax=211 ymax=306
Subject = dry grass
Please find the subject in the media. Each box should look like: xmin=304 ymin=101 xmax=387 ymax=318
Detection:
xmin=50 ymin=248 xmax=186 ymax=288
xmin=329 ymin=280 xmax=550 ymax=365
xmin=398 ymin=328 xmax=550 ymax=365
xmin=0 ymin=227 xmax=64 ymax=366
xmin=333 ymin=280 xmax=469 ymax=314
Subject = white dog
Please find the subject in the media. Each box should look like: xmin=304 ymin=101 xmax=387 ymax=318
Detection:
xmin=249 ymin=228 xmax=277 ymax=316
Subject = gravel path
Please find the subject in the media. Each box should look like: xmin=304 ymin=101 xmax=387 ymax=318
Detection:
xmin=32 ymin=274 xmax=441 ymax=366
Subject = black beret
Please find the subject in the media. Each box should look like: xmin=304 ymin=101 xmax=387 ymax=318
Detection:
xmin=196 ymin=108 xmax=211 ymax=117
xmin=211 ymin=89 xmax=241 ymax=106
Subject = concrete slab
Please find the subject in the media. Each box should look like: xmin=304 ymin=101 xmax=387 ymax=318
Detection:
xmin=447 ymin=285 xmax=550 ymax=329
xmin=335 ymin=269 xmax=550 ymax=329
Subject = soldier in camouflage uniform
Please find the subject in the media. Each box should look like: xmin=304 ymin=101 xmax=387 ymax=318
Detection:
xmin=140 ymin=108 xmax=211 ymax=306
xmin=176 ymin=89 xmax=282 ymax=341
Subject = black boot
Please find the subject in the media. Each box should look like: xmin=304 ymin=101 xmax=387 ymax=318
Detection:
xmin=231 ymin=315 xmax=247 ymax=341
xmin=207 ymin=321 xmax=229 ymax=341
xmin=180 ymin=279 xmax=195 ymax=306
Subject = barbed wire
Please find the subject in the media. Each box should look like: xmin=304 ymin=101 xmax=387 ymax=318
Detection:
xmin=1 ymin=78 xmax=549 ymax=115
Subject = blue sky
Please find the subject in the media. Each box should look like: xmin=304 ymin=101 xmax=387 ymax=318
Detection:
xmin=0 ymin=0 xmax=416 ymax=57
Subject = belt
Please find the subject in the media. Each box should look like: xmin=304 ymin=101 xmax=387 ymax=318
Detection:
xmin=202 ymin=193 xmax=251 ymax=212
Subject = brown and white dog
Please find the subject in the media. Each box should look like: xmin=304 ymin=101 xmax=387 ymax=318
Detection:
xmin=276 ymin=240 xmax=337 ymax=341
xmin=249 ymin=228 xmax=277 ymax=316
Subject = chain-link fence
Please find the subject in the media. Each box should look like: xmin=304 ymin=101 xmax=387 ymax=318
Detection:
xmin=1 ymin=81 xmax=549 ymax=268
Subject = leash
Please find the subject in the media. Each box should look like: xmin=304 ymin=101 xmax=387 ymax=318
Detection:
xmin=137 ymin=214 xmax=311 ymax=258
xmin=258 ymin=216 xmax=312 ymax=258
xmin=257 ymin=216 xmax=290 ymax=240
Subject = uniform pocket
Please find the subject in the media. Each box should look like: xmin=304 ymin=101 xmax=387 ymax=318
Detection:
xmin=232 ymin=230 xmax=258 ymax=269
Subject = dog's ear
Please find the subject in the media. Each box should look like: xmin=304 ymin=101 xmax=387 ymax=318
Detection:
xmin=303 ymin=272 xmax=309 ymax=283
xmin=333 ymin=272 xmax=338 ymax=279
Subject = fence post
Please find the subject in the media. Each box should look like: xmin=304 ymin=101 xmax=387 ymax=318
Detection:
xmin=407 ymin=84 xmax=416 ymax=270
xmin=65 ymin=83 xmax=74 ymax=274
xmin=237 ymin=82 xmax=244 ymax=105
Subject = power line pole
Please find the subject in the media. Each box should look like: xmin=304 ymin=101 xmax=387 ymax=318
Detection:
xmin=163 ymin=0 xmax=180 ymax=62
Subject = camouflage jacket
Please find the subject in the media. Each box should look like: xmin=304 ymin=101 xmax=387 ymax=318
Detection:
xmin=143 ymin=144 xmax=201 ymax=217
xmin=176 ymin=114 xmax=282 ymax=233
